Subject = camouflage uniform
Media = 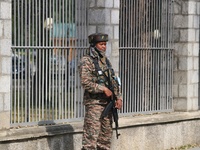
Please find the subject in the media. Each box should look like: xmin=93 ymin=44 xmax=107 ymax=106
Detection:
xmin=78 ymin=33 xmax=122 ymax=150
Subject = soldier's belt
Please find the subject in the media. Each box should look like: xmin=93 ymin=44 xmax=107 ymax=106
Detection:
xmin=89 ymin=93 xmax=110 ymax=100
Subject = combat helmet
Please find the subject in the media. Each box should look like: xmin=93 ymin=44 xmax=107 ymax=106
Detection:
xmin=88 ymin=33 xmax=108 ymax=46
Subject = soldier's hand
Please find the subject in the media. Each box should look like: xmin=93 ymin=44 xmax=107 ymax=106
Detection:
xmin=103 ymin=87 xmax=113 ymax=98
xmin=115 ymin=99 xmax=123 ymax=109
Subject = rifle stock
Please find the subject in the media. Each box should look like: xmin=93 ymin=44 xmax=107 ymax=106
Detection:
xmin=101 ymin=96 xmax=120 ymax=139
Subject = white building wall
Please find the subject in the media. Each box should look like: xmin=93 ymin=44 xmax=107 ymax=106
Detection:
xmin=0 ymin=0 xmax=12 ymax=129
xmin=173 ymin=0 xmax=200 ymax=111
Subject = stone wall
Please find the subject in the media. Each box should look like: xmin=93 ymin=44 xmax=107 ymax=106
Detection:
xmin=173 ymin=0 xmax=200 ymax=111
xmin=0 ymin=0 xmax=12 ymax=129
xmin=88 ymin=0 xmax=120 ymax=74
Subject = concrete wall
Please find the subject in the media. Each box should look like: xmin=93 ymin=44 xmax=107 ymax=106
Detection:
xmin=1 ymin=111 xmax=200 ymax=150
xmin=173 ymin=0 xmax=200 ymax=111
xmin=0 ymin=0 xmax=12 ymax=129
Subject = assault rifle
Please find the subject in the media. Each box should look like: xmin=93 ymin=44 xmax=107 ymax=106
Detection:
xmin=101 ymin=76 xmax=121 ymax=139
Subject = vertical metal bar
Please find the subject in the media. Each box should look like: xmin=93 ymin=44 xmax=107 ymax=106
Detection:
xmin=166 ymin=50 xmax=169 ymax=109
xmin=61 ymin=49 xmax=64 ymax=119
xmin=58 ymin=50 xmax=60 ymax=120
xmin=25 ymin=0 xmax=27 ymax=46
xmin=119 ymin=0 xmax=123 ymax=112
xmin=16 ymin=3 xmax=21 ymax=123
xmin=21 ymin=0 xmax=23 ymax=46
xmin=64 ymin=49 xmax=67 ymax=119
xmin=120 ymin=50 xmax=124 ymax=113
xmin=165 ymin=0 xmax=168 ymax=48
xmin=155 ymin=49 xmax=158 ymax=110
xmin=35 ymin=0 xmax=38 ymax=120
xmin=61 ymin=17 xmax=64 ymax=119
xmin=135 ymin=49 xmax=138 ymax=112
xmin=160 ymin=0 xmax=163 ymax=48
xmin=119 ymin=0 xmax=122 ymax=48
xmin=120 ymin=0 xmax=122 ymax=47
xmin=150 ymin=0 xmax=152 ymax=48
xmin=129 ymin=50 xmax=133 ymax=112
xmin=152 ymin=49 xmax=155 ymax=111
xmin=13 ymin=50 xmax=16 ymax=123
xmin=27 ymin=0 xmax=30 ymax=122
xmin=12 ymin=0 xmax=16 ymax=124
xmin=54 ymin=1 xmax=57 ymax=119
xmin=141 ymin=49 xmax=144 ymax=111
xmin=125 ymin=0 xmax=128 ymax=47
xmin=73 ymin=0 xmax=77 ymax=119
xmin=28 ymin=0 xmax=32 ymax=122
xmin=48 ymin=0 xmax=51 ymax=120
xmin=71 ymin=0 xmax=74 ymax=119
xmin=31 ymin=1 xmax=34 ymax=122
xmin=20 ymin=50 xmax=23 ymax=122
xmin=158 ymin=0 xmax=161 ymax=48
xmin=139 ymin=1 xmax=141 ymax=47
xmin=128 ymin=0 xmax=130 ymax=47
xmin=127 ymin=49 xmax=130 ymax=112
xmin=171 ymin=49 xmax=173 ymax=109
xmin=21 ymin=0 xmax=25 ymax=123
xmin=51 ymin=0 xmax=55 ymax=121
xmin=41 ymin=1 xmax=44 ymax=120
xmin=147 ymin=49 xmax=150 ymax=111
xmin=47 ymin=0 xmax=51 ymax=120
xmin=139 ymin=50 xmax=142 ymax=111
xmin=163 ymin=49 xmax=166 ymax=110
xmin=17 ymin=1 xmax=20 ymax=46
xmin=69 ymin=0 xmax=72 ymax=118
xmin=155 ymin=0 xmax=158 ymax=47
xmin=154 ymin=0 xmax=156 ymax=48
xmin=131 ymin=0 xmax=134 ymax=48
xmin=132 ymin=50 xmax=136 ymax=112
xmin=157 ymin=49 xmax=160 ymax=110
xmin=167 ymin=0 xmax=170 ymax=48
xmin=123 ymin=50 xmax=126 ymax=113
xmin=64 ymin=0 xmax=67 ymax=119
xmin=17 ymin=50 xmax=19 ymax=123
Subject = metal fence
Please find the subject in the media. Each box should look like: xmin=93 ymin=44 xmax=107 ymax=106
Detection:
xmin=11 ymin=0 xmax=174 ymax=126
xmin=119 ymin=0 xmax=174 ymax=114
xmin=11 ymin=0 xmax=87 ymax=126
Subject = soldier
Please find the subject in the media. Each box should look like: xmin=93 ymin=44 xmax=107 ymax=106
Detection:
xmin=78 ymin=33 xmax=123 ymax=150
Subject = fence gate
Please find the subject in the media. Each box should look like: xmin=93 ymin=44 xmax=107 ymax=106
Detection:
xmin=119 ymin=0 xmax=174 ymax=114
xmin=11 ymin=0 xmax=87 ymax=126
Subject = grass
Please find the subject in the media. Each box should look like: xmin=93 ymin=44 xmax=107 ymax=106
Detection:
xmin=11 ymin=90 xmax=76 ymax=123
xmin=11 ymin=106 xmax=75 ymax=123
xmin=168 ymin=144 xmax=200 ymax=150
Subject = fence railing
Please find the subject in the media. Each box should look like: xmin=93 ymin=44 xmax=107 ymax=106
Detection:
xmin=119 ymin=0 xmax=174 ymax=114
xmin=11 ymin=0 xmax=174 ymax=127
xmin=11 ymin=48 xmax=86 ymax=126
xmin=11 ymin=0 xmax=88 ymax=126
xmin=119 ymin=48 xmax=173 ymax=114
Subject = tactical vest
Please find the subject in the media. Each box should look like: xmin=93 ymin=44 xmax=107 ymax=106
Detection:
xmin=90 ymin=56 xmax=115 ymax=88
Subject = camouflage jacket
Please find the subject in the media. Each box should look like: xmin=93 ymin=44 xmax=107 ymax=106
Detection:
xmin=78 ymin=47 xmax=122 ymax=105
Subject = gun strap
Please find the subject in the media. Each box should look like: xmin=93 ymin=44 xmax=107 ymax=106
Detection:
xmin=89 ymin=56 xmax=112 ymax=81
xmin=91 ymin=57 xmax=111 ymax=73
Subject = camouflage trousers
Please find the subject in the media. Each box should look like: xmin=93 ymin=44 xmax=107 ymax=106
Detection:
xmin=82 ymin=104 xmax=113 ymax=150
